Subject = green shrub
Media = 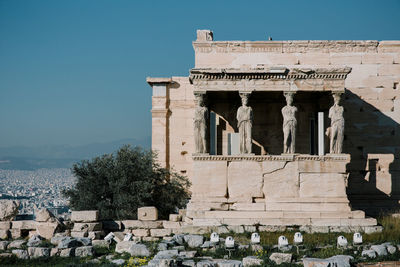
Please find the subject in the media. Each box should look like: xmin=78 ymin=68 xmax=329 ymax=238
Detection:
xmin=63 ymin=145 xmax=191 ymax=220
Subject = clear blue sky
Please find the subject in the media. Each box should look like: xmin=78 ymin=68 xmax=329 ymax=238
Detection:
xmin=0 ymin=0 xmax=399 ymax=147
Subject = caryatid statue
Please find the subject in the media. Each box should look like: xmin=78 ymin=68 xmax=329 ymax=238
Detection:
xmin=328 ymin=92 xmax=344 ymax=154
xmin=282 ymin=92 xmax=297 ymax=154
xmin=194 ymin=92 xmax=208 ymax=154
xmin=236 ymin=92 xmax=253 ymax=154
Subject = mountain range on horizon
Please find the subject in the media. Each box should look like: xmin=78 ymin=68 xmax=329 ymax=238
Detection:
xmin=0 ymin=137 xmax=151 ymax=170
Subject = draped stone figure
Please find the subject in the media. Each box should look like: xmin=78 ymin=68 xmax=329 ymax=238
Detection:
xmin=236 ymin=93 xmax=253 ymax=154
xmin=328 ymin=93 xmax=344 ymax=154
xmin=282 ymin=92 xmax=297 ymax=154
xmin=194 ymin=93 xmax=208 ymax=154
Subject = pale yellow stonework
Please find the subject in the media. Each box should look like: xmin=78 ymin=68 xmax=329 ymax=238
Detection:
xmin=147 ymin=30 xmax=400 ymax=227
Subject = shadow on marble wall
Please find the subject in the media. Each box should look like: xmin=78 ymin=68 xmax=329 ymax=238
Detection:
xmin=344 ymin=90 xmax=400 ymax=216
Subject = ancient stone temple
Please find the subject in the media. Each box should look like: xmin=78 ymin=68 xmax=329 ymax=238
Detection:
xmin=147 ymin=30 xmax=400 ymax=229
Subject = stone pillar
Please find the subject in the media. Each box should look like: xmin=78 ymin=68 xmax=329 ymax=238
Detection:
xmin=147 ymin=78 xmax=172 ymax=168
xmin=318 ymin=112 xmax=325 ymax=156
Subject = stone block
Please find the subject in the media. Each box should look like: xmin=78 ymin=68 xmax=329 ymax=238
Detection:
xmin=297 ymin=53 xmax=330 ymax=65
xmin=12 ymin=220 xmax=36 ymax=230
xmin=362 ymin=53 xmax=394 ymax=64
xmin=378 ymin=64 xmax=400 ymax=76
xmin=263 ymin=161 xmax=299 ymax=199
xmin=230 ymin=203 xmax=265 ymax=211
xmin=72 ymin=222 xmax=102 ymax=232
xmin=9 ymin=229 xmax=22 ymax=239
xmin=122 ymin=220 xmax=163 ymax=229
xmin=75 ymin=246 xmax=94 ymax=257
xmin=36 ymin=222 xmax=59 ymax=240
xmin=138 ymin=207 xmax=158 ymax=221
xmin=162 ymin=221 xmax=183 ymax=229
xmin=228 ymin=161 xmax=263 ymax=202
xmin=27 ymin=247 xmax=50 ymax=258
xmin=0 ymin=222 xmax=11 ymax=230
xmin=131 ymin=229 xmax=149 ymax=237
xmin=88 ymin=231 xmax=104 ymax=240
xmin=150 ymin=228 xmax=172 ymax=237
xmin=71 ymin=210 xmax=99 ymax=222
xmin=60 ymin=248 xmax=75 ymax=257
xmin=169 ymin=214 xmax=181 ymax=222
xmin=92 ymin=240 xmax=109 ymax=248
xmin=0 ymin=230 xmax=9 ymax=239
xmin=0 ymin=200 xmax=19 ymax=221
xmin=192 ymin=161 xmax=227 ymax=199
xmin=299 ymin=173 xmax=347 ymax=198
xmin=330 ymin=53 xmax=362 ymax=64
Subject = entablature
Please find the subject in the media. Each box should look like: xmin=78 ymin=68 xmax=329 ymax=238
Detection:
xmin=189 ymin=67 xmax=351 ymax=93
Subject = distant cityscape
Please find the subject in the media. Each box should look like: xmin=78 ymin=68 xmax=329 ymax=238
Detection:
xmin=0 ymin=168 xmax=75 ymax=218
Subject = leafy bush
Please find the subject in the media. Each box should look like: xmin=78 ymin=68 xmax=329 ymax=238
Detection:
xmin=63 ymin=145 xmax=190 ymax=220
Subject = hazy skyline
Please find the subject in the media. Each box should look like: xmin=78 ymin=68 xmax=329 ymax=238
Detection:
xmin=0 ymin=0 xmax=399 ymax=147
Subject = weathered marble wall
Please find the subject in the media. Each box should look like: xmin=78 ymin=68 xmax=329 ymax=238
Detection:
xmin=148 ymin=37 xmax=400 ymax=216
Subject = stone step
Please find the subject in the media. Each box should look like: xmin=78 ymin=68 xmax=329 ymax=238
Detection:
xmin=192 ymin=217 xmax=377 ymax=227
xmin=195 ymin=210 xmax=363 ymax=220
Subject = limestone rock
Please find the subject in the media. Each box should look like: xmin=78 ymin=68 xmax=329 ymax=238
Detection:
xmin=111 ymin=259 xmax=126 ymax=265
xmin=76 ymin=237 xmax=92 ymax=246
xmin=27 ymin=235 xmax=43 ymax=247
xmin=73 ymin=222 xmax=102 ymax=232
xmin=269 ymin=253 xmax=292 ymax=265
xmin=8 ymin=240 xmax=26 ymax=249
xmin=92 ymin=240 xmax=109 ymax=248
xmin=370 ymin=244 xmax=388 ymax=256
xmin=303 ymin=255 xmax=353 ymax=267
xmin=157 ymin=242 xmax=168 ymax=251
xmin=0 ymin=252 xmax=12 ymax=258
xmin=75 ymin=246 xmax=94 ymax=257
xmin=182 ymin=260 xmax=196 ymax=267
xmin=138 ymin=206 xmax=158 ymax=221
xmin=27 ymin=247 xmax=50 ymax=258
xmin=50 ymin=248 xmax=59 ymax=257
xmin=0 ymin=230 xmax=9 ymax=239
xmin=60 ymin=248 xmax=75 ymax=257
xmin=242 ymin=256 xmax=263 ymax=267
xmin=115 ymin=241 xmax=150 ymax=257
xmin=216 ymin=260 xmax=243 ymax=267
xmin=154 ymin=249 xmax=179 ymax=259
xmin=184 ymin=234 xmax=204 ymax=248
xmin=57 ymin=237 xmax=79 ymax=249
xmin=386 ymin=244 xmax=397 ymax=254
xmin=197 ymin=260 xmax=216 ymax=267
xmin=71 ymin=210 xmax=99 ymax=222
xmin=0 ymin=221 xmax=11 ymax=230
xmin=0 ymin=241 xmax=9 ymax=250
xmin=179 ymin=250 xmax=197 ymax=258
xmin=12 ymin=220 xmax=36 ymax=230
xmin=35 ymin=208 xmax=58 ymax=223
xmin=173 ymin=234 xmax=185 ymax=245
xmin=12 ymin=249 xmax=29 ymax=259
xmin=361 ymin=249 xmax=376 ymax=258
xmin=36 ymin=222 xmax=61 ymax=240
xmin=129 ymin=243 xmax=151 ymax=257
xmin=0 ymin=200 xmax=19 ymax=221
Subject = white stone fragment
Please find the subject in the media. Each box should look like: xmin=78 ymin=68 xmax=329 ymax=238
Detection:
xmin=210 ymin=232 xmax=219 ymax=244
xmin=225 ymin=236 xmax=235 ymax=248
xmin=337 ymin=236 xmax=348 ymax=248
xmin=294 ymin=232 xmax=303 ymax=244
xmin=251 ymin=233 xmax=260 ymax=244
xmin=353 ymin=232 xmax=362 ymax=244
xmin=278 ymin=236 xmax=288 ymax=247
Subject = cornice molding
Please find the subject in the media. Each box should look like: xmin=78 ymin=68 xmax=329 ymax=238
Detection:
xmin=192 ymin=154 xmax=350 ymax=162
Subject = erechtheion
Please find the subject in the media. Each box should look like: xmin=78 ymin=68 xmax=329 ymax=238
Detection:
xmin=147 ymin=30 xmax=400 ymax=229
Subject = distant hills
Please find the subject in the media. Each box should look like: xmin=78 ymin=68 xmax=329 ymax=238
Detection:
xmin=0 ymin=137 xmax=151 ymax=170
